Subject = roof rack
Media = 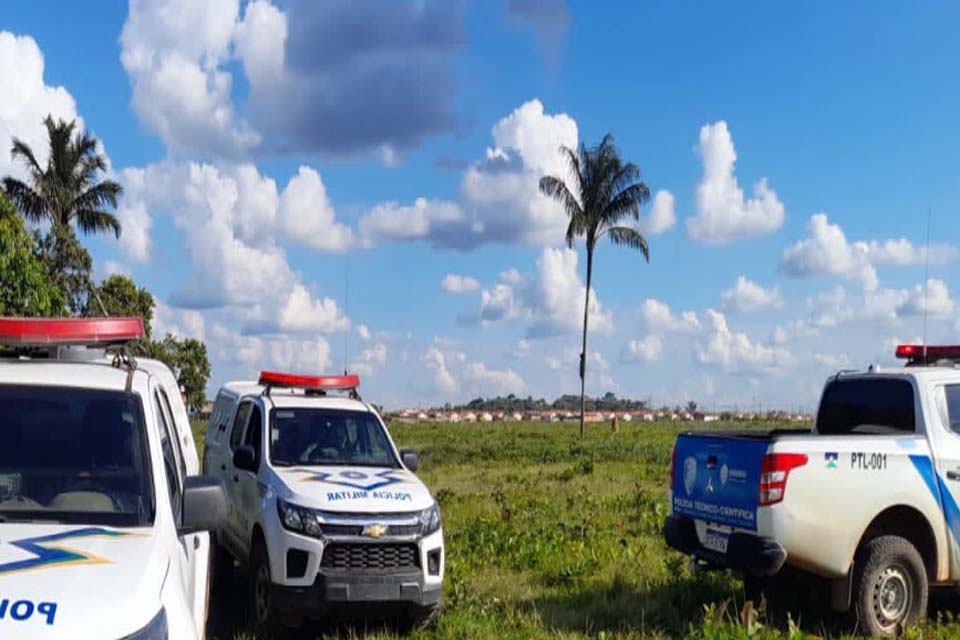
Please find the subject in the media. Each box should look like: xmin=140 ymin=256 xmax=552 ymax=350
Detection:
xmin=258 ymin=371 xmax=361 ymax=400
xmin=895 ymin=344 xmax=960 ymax=367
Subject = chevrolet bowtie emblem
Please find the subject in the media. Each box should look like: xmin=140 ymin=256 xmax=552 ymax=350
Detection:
xmin=362 ymin=524 xmax=388 ymax=539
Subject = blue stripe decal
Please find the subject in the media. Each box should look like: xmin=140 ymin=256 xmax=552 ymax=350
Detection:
xmin=910 ymin=454 xmax=960 ymax=544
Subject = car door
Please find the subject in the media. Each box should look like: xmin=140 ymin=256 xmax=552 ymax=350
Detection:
xmin=158 ymin=385 xmax=208 ymax=636
xmin=234 ymin=402 xmax=264 ymax=559
xmin=152 ymin=382 xmax=198 ymax=624
xmin=929 ymin=382 xmax=960 ymax=579
xmin=224 ymin=400 xmax=253 ymax=554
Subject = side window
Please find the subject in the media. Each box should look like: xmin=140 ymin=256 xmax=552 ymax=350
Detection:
xmin=154 ymin=392 xmax=182 ymax=517
xmin=212 ymin=393 xmax=233 ymax=438
xmin=158 ymin=388 xmax=188 ymax=478
xmin=243 ymin=405 xmax=263 ymax=469
xmin=944 ymin=385 xmax=960 ymax=434
xmin=230 ymin=402 xmax=252 ymax=451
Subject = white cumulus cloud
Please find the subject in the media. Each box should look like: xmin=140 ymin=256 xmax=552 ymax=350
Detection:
xmin=687 ymin=121 xmax=785 ymax=245
xmin=721 ymin=276 xmax=784 ymax=313
xmin=697 ymin=309 xmax=790 ymax=372
xmin=640 ymin=299 xmax=700 ymax=334
xmin=639 ymin=190 xmax=677 ymax=235
xmin=0 ymin=31 xmax=86 ymax=180
xmin=440 ymin=274 xmax=480 ymax=294
xmin=621 ymin=336 xmax=662 ymax=364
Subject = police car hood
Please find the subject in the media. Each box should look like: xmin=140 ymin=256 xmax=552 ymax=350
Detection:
xmin=0 ymin=524 xmax=166 ymax=639
xmin=274 ymin=466 xmax=434 ymax=512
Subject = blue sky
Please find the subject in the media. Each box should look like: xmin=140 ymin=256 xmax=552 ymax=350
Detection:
xmin=2 ymin=1 xmax=959 ymax=410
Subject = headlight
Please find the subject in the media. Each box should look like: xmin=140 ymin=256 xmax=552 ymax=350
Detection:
xmin=120 ymin=608 xmax=167 ymax=640
xmin=277 ymin=498 xmax=322 ymax=537
xmin=418 ymin=503 xmax=441 ymax=535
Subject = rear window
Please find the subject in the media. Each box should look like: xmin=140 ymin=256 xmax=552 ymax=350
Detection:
xmin=817 ymin=378 xmax=916 ymax=435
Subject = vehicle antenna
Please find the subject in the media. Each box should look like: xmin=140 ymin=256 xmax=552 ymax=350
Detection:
xmin=343 ymin=251 xmax=350 ymax=375
xmin=922 ymin=205 xmax=932 ymax=361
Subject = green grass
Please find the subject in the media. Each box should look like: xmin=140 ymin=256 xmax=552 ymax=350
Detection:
xmin=190 ymin=420 xmax=960 ymax=639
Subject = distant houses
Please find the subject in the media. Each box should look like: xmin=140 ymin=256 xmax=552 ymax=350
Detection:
xmin=388 ymin=407 xmax=811 ymax=425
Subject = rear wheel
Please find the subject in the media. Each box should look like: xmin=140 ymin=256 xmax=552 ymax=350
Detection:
xmin=852 ymin=535 xmax=927 ymax=637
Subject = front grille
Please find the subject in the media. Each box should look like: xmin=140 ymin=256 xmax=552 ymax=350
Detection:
xmin=319 ymin=522 xmax=421 ymax=537
xmin=320 ymin=543 xmax=420 ymax=572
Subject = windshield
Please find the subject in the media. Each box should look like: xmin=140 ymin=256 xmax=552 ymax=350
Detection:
xmin=817 ymin=378 xmax=916 ymax=435
xmin=0 ymin=385 xmax=154 ymax=526
xmin=270 ymin=408 xmax=398 ymax=468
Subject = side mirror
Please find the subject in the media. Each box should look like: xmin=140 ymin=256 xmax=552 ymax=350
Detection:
xmin=179 ymin=476 xmax=227 ymax=535
xmin=233 ymin=445 xmax=257 ymax=472
xmin=400 ymin=449 xmax=419 ymax=472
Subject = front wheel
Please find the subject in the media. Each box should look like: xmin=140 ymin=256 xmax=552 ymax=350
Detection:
xmin=852 ymin=535 xmax=927 ymax=637
xmin=407 ymin=603 xmax=441 ymax=630
xmin=250 ymin=542 xmax=283 ymax=636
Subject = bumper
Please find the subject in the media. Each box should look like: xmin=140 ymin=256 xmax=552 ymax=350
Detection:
xmin=663 ymin=515 xmax=786 ymax=577
xmin=273 ymin=570 xmax=442 ymax=616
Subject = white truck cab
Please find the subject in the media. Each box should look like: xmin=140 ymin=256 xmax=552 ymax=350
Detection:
xmin=665 ymin=344 xmax=960 ymax=636
xmin=0 ymin=317 xmax=227 ymax=640
xmin=204 ymin=371 xmax=443 ymax=631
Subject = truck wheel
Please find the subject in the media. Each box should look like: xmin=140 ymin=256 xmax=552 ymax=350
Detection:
xmin=210 ymin=534 xmax=233 ymax=590
xmin=250 ymin=542 xmax=282 ymax=636
xmin=408 ymin=603 xmax=441 ymax=630
xmin=852 ymin=535 xmax=927 ymax=637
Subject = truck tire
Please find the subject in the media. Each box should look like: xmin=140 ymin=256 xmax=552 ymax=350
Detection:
xmin=210 ymin=534 xmax=233 ymax=590
xmin=409 ymin=603 xmax=441 ymax=630
xmin=250 ymin=541 xmax=283 ymax=637
xmin=852 ymin=535 xmax=927 ymax=637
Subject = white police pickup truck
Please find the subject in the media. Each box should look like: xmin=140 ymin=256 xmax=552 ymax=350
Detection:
xmin=665 ymin=344 xmax=960 ymax=636
xmin=204 ymin=371 xmax=443 ymax=632
xmin=0 ymin=317 xmax=227 ymax=640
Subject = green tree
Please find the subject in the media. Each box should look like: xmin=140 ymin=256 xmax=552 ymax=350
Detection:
xmin=144 ymin=335 xmax=211 ymax=411
xmin=3 ymin=116 xmax=123 ymax=237
xmin=0 ymin=195 xmax=65 ymax=317
xmin=35 ymin=224 xmax=94 ymax=315
xmin=539 ymin=135 xmax=651 ymax=437
xmin=88 ymin=275 xmax=156 ymax=337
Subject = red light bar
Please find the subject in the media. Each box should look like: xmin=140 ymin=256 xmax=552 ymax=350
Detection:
xmin=896 ymin=345 xmax=960 ymax=362
xmin=0 ymin=317 xmax=145 ymax=347
xmin=258 ymin=371 xmax=360 ymax=391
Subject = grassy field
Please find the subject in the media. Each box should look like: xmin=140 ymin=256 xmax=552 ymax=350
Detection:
xmin=192 ymin=420 xmax=960 ymax=640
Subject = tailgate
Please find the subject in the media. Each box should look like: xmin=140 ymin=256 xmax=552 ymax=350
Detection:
xmin=672 ymin=433 xmax=769 ymax=531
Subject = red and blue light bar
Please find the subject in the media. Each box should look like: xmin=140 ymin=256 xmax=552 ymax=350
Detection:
xmin=0 ymin=317 xmax=145 ymax=347
xmin=258 ymin=371 xmax=360 ymax=391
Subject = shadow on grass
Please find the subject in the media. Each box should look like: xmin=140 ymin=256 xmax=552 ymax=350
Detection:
xmin=206 ymin=570 xmax=418 ymax=640
xmin=528 ymin=572 xmax=852 ymax=638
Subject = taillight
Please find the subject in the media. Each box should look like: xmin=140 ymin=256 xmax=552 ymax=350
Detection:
xmin=759 ymin=453 xmax=807 ymax=506
xmin=669 ymin=445 xmax=677 ymax=491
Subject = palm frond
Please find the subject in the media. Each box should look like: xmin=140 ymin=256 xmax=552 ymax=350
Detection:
xmin=602 ymin=182 xmax=651 ymax=226
xmin=2 ymin=177 xmax=48 ymax=222
xmin=607 ymin=226 xmax=650 ymax=261
xmin=74 ymin=209 xmax=122 ymax=238
xmin=9 ymin=139 xmax=45 ymax=180
xmin=70 ymin=181 xmax=123 ymax=215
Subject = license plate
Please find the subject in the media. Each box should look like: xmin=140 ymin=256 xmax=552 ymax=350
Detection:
xmin=702 ymin=529 xmax=729 ymax=554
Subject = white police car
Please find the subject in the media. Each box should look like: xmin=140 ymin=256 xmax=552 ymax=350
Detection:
xmin=204 ymin=372 xmax=443 ymax=631
xmin=0 ymin=318 xmax=226 ymax=639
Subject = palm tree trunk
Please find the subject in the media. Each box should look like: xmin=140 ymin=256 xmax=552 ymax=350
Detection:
xmin=579 ymin=247 xmax=594 ymax=439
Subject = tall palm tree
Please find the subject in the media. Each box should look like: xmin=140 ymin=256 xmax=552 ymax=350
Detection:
xmin=540 ymin=134 xmax=651 ymax=438
xmin=3 ymin=116 xmax=122 ymax=238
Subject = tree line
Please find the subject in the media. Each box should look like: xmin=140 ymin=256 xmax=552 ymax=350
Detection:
xmin=0 ymin=116 xmax=210 ymax=410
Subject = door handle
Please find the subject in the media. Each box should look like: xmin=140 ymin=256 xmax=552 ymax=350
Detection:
xmin=220 ymin=464 xmax=226 ymax=471
xmin=947 ymin=470 xmax=960 ymax=481
xmin=233 ymin=475 xmax=239 ymax=483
